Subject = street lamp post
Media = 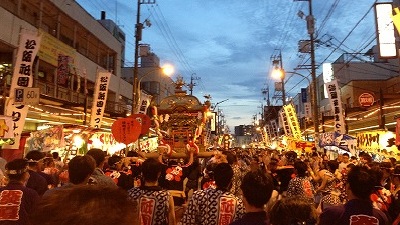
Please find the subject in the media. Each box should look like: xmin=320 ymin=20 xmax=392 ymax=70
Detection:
xmin=133 ymin=0 xmax=156 ymax=114
xmin=272 ymin=69 xmax=318 ymax=140
xmin=132 ymin=65 xmax=174 ymax=114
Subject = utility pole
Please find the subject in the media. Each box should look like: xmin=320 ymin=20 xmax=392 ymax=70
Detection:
xmin=262 ymin=87 xmax=270 ymax=106
xmin=132 ymin=0 xmax=156 ymax=113
xmin=188 ymin=73 xmax=200 ymax=96
xmin=271 ymin=50 xmax=285 ymax=105
xmin=295 ymin=0 xmax=319 ymax=138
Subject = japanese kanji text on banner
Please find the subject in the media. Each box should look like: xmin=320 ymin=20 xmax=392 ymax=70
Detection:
xmin=90 ymin=71 xmax=111 ymax=128
xmin=325 ymin=80 xmax=346 ymax=134
xmin=4 ymin=30 xmax=41 ymax=149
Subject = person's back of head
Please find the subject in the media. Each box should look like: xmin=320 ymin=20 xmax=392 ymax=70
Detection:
xmin=270 ymin=197 xmax=318 ymax=225
xmin=213 ymin=163 xmax=233 ymax=190
xmin=25 ymin=150 xmax=45 ymax=168
xmin=86 ymin=149 xmax=106 ymax=168
xmin=68 ymin=155 xmax=96 ymax=185
xmin=52 ymin=152 xmax=59 ymax=160
xmin=240 ymin=170 xmax=273 ymax=208
xmin=30 ymin=184 xmax=134 ymax=225
xmin=5 ymin=159 xmax=29 ymax=182
xmin=294 ymin=160 xmax=308 ymax=177
xmin=327 ymin=160 xmax=339 ymax=173
xmin=127 ymin=151 xmax=139 ymax=157
xmin=222 ymin=151 xmax=237 ymax=165
xmin=285 ymin=151 xmax=297 ymax=165
xmin=141 ymin=158 xmax=162 ymax=183
xmin=107 ymin=155 xmax=122 ymax=170
xmin=347 ymin=165 xmax=374 ymax=200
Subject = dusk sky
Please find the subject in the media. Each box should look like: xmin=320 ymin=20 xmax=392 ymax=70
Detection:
xmin=76 ymin=0 xmax=380 ymax=131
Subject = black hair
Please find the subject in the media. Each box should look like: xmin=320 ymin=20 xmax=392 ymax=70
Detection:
xmin=347 ymin=165 xmax=374 ymax=200
xmin=222 ymin=151 xmax=237 ymax=165
xmin=240 ymin=170 xmax=273 ymax=208
xmin=342 ymin=153 xmax=349 ymax=157
xmin=52 ymin=152 xmax=59 ymax=159
xmin=270 ymin=197 xmax=318 ymax=225
xmin=213 ymin=163 xmax=233 ymax=190
xmin=294 ymin=160 xmax=308 ymax=177
xmin=86 ymin=148 xmax=106 ymax=167
xmin=108 ymin=155 xmax=122 ymax=168
xmin=25 ymin=150 xmax=45 ymax=166
xmin=68 ymin=155 xmax=96 ymax=184
xmin=5 ymin=159 xmax=29 ymax=181
xmin=327 ymin=160 xmax=339 ymax=173
xmin=127 ymin=151 xmax=139 ymax=157
xmin=141 ymin=158 xmax=162 ymax=183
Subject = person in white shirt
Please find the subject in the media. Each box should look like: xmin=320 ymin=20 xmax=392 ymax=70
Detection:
xmin=338 ymin=153 xmax=350 ymax=172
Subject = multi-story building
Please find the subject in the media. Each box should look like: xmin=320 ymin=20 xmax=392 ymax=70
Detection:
xmin=0 ymin=0 xmax=175 ymax=158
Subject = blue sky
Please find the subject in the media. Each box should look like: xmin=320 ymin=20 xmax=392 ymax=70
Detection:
xmin=76 ymin=0 xmax=380 ymax=131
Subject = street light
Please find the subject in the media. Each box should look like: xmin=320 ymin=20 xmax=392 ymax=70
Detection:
xmin=271 ymin=68 xmax=286 ymax=105
xmin=272 ymin=68 xmax=318 ymax=137
xmin=212 ymin=98 xmax=229 ymax=111
xmin=132 ymin=64 xmax=174 ymax=114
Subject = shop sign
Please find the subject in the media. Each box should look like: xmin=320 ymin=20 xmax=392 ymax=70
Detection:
xmin=356 ymin=131 xmax=396 ymax=152
xmin=358 ymin=93 xmax=374 ymax=107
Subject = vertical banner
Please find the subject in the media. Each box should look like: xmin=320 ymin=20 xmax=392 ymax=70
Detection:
xmin=283 ymin=104 xmax=302 ymax=140
xmin=57 ymin=55 xmax=72 ymax=87
xmin=396 ymin=118 xmax=400 ymax=145
xmin=5 ymin=30 xmax=41 ymax=149
xmin=90 ymin=71 xmax=111 ymax=128
xmin=304 ymin=102 xmax=311 ymax=118
xmin=136 ymin=90 xmax=152 ymax=114
xmin=301 ymin=88 xmax=308 ymax=103
xmin=279 ymin=111 xmax=292 ymax=137
xmin=270 ymin=120 xmax=279 ymax=138
xmin=325 ymin=80 xmax=346 ymax=134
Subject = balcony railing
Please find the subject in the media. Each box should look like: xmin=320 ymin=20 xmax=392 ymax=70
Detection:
xmin=36 ymin=81 xmax=129 ymax=117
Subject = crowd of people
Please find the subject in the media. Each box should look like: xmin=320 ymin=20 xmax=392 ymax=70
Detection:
xmin=0 ymin=147 xmax=399 ymax=225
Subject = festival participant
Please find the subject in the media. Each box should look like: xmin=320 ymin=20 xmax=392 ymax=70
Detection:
xmin=43 ymin=155 xmax=96 ymax=197
xmin=0 ymin=159 xmax=40 ymax=225
xmin=275 ymin=151 xmax=296 ymax=196
xmin=128 ymin=158 xmax=175 ymax=225
xmin=25 ymin=150 xmax=48 ymax=196
xmin=315 ymin=160 xmax=342 ymax=210
xmin=369 ymin=163 xmax=392 ymax=219
xmin=31 ymin=185 xmax=135 ymax=225
xmin=319 ymin=166 xmax=389 ymax=225
xmin=389 ymin=164 xmax=400 ymax=224
xmin=158 ymin=146 xmax=195 ymax=207
xmin=287 ymin=160 xmax=315 ymax=205
xmin=270 ymin=197 xmax=318 ymax=225
xmin=104 ymin=155 xmax=134 ymax=190
xmin=229 ymin=170 xmax=274 ymax=225
xmin=222 ymin=150 xmax=249 ymax=197
xmin=338 ymin=153 xmax=351 ymax=172
xmin=181 ymin=163 xmax=245 ymax=225
xmin=86 ymin=148 xmax=116 ymax=187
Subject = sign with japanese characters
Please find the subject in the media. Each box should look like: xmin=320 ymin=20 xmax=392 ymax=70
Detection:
xmin=90 ymin=71 xmax=111 ymax=128
xmin=279 ymin=110 xmax=292 ymax=137
xmin=4 ymin=30 xmax=41 ymax=149
xmin=283 ymin=104 xmax=302 ymax=140
xmin=325 ymin=80 xmax=346 ymax=134
xmin=136 ymin=90 xmax=152 ymax=114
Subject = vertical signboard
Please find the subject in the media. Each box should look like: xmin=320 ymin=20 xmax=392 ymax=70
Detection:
xmin=325 ymin=80 xmax=346 ymax=134
xmin=375 ymin=3 xmax=397 ymax=58
xmin=90 ymin=71 xmax=111 ymax=128
xmin=5 ymin=31 xmax=41 ymax=149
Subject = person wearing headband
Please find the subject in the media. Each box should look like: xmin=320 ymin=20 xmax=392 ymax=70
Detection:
xmin=0 ymin=159 xmax=40 ymax=224
xmin=25 ymin=150 xmax=49 ymax=196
